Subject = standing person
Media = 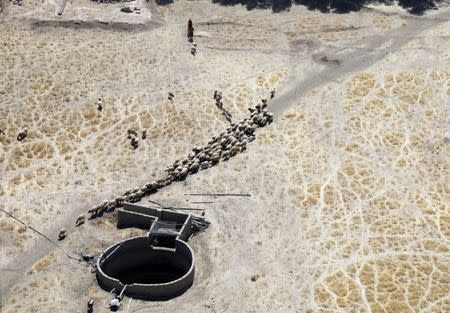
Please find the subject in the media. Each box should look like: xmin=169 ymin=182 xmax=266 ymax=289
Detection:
xmin=187 ymin=19 xmax=194 ymax=42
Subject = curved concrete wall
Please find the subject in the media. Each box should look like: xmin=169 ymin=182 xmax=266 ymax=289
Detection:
xmin=96 ymin=237 xmax=194 ymax=300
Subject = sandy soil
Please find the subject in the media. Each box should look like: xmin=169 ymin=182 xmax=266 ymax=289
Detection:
xmin=0 ymin=1 xmax=449 ymax=312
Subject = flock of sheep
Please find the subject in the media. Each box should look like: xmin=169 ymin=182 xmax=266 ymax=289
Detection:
xmin=85 ymin=102 xmax=274 ymax=221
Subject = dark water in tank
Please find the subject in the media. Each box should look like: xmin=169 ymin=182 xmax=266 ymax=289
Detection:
xmin=156 ymin=0 xmax=443 ymax=15
xmin=115 ymin=262 xmax=187 ymax=284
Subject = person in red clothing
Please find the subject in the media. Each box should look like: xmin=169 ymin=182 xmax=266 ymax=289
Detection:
xmin=187 ymin=19 xmax=194 ymax=42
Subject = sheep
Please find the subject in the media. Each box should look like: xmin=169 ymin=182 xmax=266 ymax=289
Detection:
xmin=75 ymin=214 xmax=86 ymax=226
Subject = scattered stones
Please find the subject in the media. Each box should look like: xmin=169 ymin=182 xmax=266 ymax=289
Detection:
xmin=86 ymin=103 xmax=273 ymax=220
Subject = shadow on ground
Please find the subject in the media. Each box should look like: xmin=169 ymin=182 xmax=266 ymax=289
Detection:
xmin=167 ymin=0 xmax=443 ymax=15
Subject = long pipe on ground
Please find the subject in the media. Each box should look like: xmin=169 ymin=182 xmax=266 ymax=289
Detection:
xmin=0 ymin=208 xmax=81 ymax=261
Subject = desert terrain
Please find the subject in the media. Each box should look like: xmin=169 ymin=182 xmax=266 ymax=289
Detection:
xmin=0 ymin=0 xmax=449 ymax=312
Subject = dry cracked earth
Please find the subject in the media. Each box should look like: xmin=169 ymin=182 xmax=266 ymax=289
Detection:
xmin=0 ymin=0 xmax=449 ymax=312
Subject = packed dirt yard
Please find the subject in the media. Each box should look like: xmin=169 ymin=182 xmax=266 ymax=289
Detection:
xmin=0 ymin=0 xmax=449 ymax=312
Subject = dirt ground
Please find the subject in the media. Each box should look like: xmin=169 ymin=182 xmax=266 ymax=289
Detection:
xmin=0 ymin=0 xmax=449 ymax=312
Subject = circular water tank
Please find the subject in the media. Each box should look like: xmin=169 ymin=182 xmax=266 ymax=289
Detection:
xmin=96 ymin=237 xmax=194 ymax=300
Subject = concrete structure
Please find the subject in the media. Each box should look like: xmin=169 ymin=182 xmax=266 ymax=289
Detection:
xmin=96 ymin=203 xmax=195 ymax=300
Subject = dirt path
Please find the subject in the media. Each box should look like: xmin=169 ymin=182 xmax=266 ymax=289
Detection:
xmin=272 ymin=8 xmax=450 ymax=116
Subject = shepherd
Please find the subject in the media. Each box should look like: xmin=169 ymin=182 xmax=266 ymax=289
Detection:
xmin=187 ymin=19 xmax=194 ymax=42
